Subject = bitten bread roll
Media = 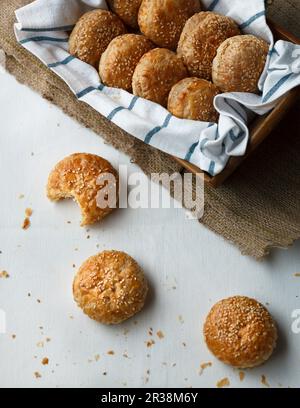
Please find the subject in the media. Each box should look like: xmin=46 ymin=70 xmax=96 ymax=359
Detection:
xmin=204 ymin=296 xmax=277 ymax=368
xmin=108 ymin=0 xmax=142 ymax=29
xmin=177 ymin=12 xmax=240 ymax=80
xmin=132 ymin=48 xmax=188 ymax=107
xmin=99 ymin=34 xmax=154 ymax=91
xmin=47 ymin=153 xmax=119 ymax=226
xmin=73 ymin=251 xmax=148 ymax=324
xmin=168 ymin=78 xmax=220 ymax=122
xmin=212 ymin=35 xmax=269 ymax=93
xmin=138 ymin=0 xmax=201 ymax=49
xmin=69 ymin=10 xmax=127 ymax=67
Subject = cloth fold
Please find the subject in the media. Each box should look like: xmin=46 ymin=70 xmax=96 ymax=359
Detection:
xmin=13 ymin=0 xmax=300 ymax=176
xmin=1 ymin=0 xmax=300 ymax=259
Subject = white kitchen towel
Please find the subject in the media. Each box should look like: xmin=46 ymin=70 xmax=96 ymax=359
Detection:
xmin=14 ymin=0 xmax=300 ymax=176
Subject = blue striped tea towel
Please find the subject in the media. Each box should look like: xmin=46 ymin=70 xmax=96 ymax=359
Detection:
xmin=14 ymin=0 xmax=300 ymax=176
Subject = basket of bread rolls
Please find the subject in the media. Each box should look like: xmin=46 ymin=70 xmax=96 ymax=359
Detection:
xmin=15 ymin=0 xmax=300 ymax=187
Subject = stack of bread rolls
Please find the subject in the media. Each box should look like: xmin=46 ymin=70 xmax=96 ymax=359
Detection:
xmin=69 ymin=1 xmax=269 ymax=123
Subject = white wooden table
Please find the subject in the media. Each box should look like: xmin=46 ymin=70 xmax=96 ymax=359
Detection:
xmin=0 ymin=72 xmax=300 ymax=388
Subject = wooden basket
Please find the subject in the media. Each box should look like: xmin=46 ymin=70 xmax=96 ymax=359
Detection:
xmin=174 ymin=20 xmax=300 ymax=187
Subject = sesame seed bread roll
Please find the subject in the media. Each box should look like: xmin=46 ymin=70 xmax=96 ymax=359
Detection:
xmin=138 ymin=0 xmax=201 ymax=50
xmin=99 ymin=34 xmax=154 ymax=91
xmin=177 ymin=12 xmax=240 ymax=80
xmin=204 ymin=296 xmax=277 ymax=368
xmin=47 ymin=153 xmax=119 ymax=226
xmin=132 ymin=48 xmax=188 ymax=107
xmin=69 ymin=10 xmax=127 ymax=68
xmin=212 ymin=35 xmax=269 ymax=93
xmin=73 ymin=251 xmax=148 ymax=324
xmin=108 ymin=0 xmax=142 ymax=29
xmin=168 ymin=78 xmax=220 ymax=122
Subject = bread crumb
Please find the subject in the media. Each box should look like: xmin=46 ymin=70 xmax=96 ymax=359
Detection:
xmin=0 ymin=270 xmax=9 ymax=278
xmin=25 ymin=208 xmax=33 ymax=217
xmin=37 ymin=299 xmax=41 ymax=303
xmin=217 ymin=378 xmax=230 ymax=388
xmin=261 ymin=375 xmax=269 ymax=387
xmin=294 ymin=273 xmax=300 ymax=277
xmin=42 ymin=357 xmax=49 ymax=365
xmin=95 ymin=354 xmax=100 ymax=361
xmin=107 ymin=350 xmax=115 ymax=355
xmin=22 ymin=217 xmax=30 ymax=230
xmin=199 ymin=362 xmax=212 ymax=375
xmin=34 ymin=372 xmax=42 ymax=379
xmin=145 ymin=339 xmax=155 ymax=348
xmin=37 ymin=341 xmax=44 ymax=348
xmin=157 ymin=330 xmax=164 ymax=339
xmin=46 ymin=337 xmax=51 ymax=342
xmin=12 ymin=334 xmax=16 ymax=339
xmin=239 ymin=371 xmax=245 ymax=381
xmin=19 ymin=194 xmax=25 ymax=199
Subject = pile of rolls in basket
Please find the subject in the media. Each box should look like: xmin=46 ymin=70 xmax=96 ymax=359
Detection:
xmin=69 ymin=0 xmax=269 ymax=124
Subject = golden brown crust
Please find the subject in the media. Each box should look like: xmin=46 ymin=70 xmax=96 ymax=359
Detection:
xmin=99 ymin=34 xmax=154 ymax=91
xmin=168 ymin=78 xmax=220 ymax=122
xmin=204 ymin=296 xmax=277 ymax=368
xmin=212 ymin=35 xmax=269 ymax=93
xmin=69 ymin=10 xmax=127 ymax=67
xmin=138 ymin=0 xmax=201 ymax=49
xmin=73 ymin=251 xmax=148 ymax=324
xmin=46 ymin=153 xmax=119 ymax=226
xmin=177 ymin=12 xmax=240 ymax=80
xmin=132 ymin=48 xmax=188 ymax=107
xmin=108 ymin=0 xmax=142 ymax=29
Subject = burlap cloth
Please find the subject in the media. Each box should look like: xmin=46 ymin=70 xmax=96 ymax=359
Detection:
xmin=1 ymin=0 xmax=300 ymax=259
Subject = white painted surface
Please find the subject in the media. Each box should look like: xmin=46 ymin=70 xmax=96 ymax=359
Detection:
xmin=0 ymin=72 xmax=300 ymax=389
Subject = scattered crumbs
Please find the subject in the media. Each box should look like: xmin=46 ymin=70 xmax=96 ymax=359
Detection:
xmin=37 ymin=299 xmax=41 ymax=304
xmin=107 ymin=350 xmax=115 ymax=356
xmin=103 ymin=372 xmax=107 ymax=376
xmin=37 ymin=341 xmax=44 ymax=348
xmin=178 ymin=315 xmax=184 ymax=324
xmin=294 ymin=273 xmax=300 ymax=277
xmin=239 ymin=371 xmax=245 ymax=382
xmin=266 ymin=302 xmax=270 ymax=306
xmin=0 ymin=270 xmax=10 ymax=278
xmin=199 ymin=362 xmax=212 ymax=375
xmin=72 ymin=264 xmax=76 ymax=268
xmin=172 ymin=363 xmax=176 ymax=367
xmin=157 ymin=330 xmax=164 ymax=339
xmin=69 ymin=315 xmax=74 ymax=320
xmin=67 ymin=221 xmax=71 ymax=224
xmin=86 ymin=235 xmax=90 ymax=240
xmin=148 ymin=327 xmax=153 ymax=336
xmin=172 ymin=286 xmax=177 ymax=290
xmin=145 ymin=339 xmax=155 ymax=348
xmin=19 ymin=194 xmax=25 ymax=199
xmin=133 ymin=320 xmax=138 ymax=325
xmin=39 ymin=326 xmax=43 ymax=330
xmin=144 ymin=369 xmax=150 ymax=384
xmin=22 ymin=217 xmax=30 ymax=230
xmin=46 ymin=337 xmax=51 ymax=342
xmin=34 ymin=372 xmax=42 ymax=379
xmin=261 ymin=375 xmax=270 ymax=387
xmin=182 ymin=342 xmax=187 ymax=347
xmin=31 ymin=152 xmax=34 ymax=156
xmin=217 ymin=378 xmax=230 ymax=388
xmin=122 ymin=382 xmax=127 ymax=387
xmin=25 ymin=208 xmax=33 ymax=217
xmin=95 ymin=354 xmax=100 ymax=362
xmin=12 ymin=334 xmax=16 ymax=339
xmin=88 ymin=359 xmax=93 ymax=363
xmin=42 ymin=357 xmax=49 ymax=365
xmin=123 ymin=353 xmax=129 ymax=359
xmin=57 ymin=123 xmax=60 ymax=127
xmin=96 ymin=244 xmax=100 ymax=249
xmin=162 ymin=362 xmax=167 ymax=366
xmin=184 ymin=378 xmax=188 ymax=382
xmin=74 ymin=248 xmax=79 ymax=251
xmin=27 ymin=293 xmax=31 ymax=297
xmin=123 ymin=328 xmax=129 ymax=336
xmin=146 ymin=354 xmax=150 ymax=358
